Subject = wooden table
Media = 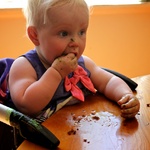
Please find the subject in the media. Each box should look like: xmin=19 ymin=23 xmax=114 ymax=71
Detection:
xmin=18 ymin=75 xmax=150 ymax=150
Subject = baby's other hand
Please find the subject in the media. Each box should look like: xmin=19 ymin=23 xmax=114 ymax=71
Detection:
xmin=52 ymin=53 xmax=78 ymax=78
xmin=117 ymin=94 xmax=140 ymax=118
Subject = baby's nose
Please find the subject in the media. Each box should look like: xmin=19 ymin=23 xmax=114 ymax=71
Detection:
xmin=68 ymin=38 xmax=79 ymax=47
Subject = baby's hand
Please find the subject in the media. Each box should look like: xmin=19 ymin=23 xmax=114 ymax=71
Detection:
xmin=117 ymin=94 xmax=140 ymax=118
xmin=52 ymin=53 xmax=78 ymax=78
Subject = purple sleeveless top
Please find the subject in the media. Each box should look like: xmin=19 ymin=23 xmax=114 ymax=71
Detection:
xmin=22 ymin=50 xmax=92 ymax=122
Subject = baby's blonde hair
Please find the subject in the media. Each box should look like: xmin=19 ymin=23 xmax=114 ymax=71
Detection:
xmin=23 ymin=0 xmax=88 ymax=29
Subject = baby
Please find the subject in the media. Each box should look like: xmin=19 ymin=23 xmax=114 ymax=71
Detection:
xmin=8 ymin=0 xmax=140 ymax=122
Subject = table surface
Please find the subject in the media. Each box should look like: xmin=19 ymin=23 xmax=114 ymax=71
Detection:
xmin=18 ymin=75 xmax=150 ymax=150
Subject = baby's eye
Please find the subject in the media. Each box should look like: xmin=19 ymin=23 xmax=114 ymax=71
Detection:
xmin=79 ymin=30 xmax=86 ymax=36
xmin=59 ymin=31 xmax=68 ymax=37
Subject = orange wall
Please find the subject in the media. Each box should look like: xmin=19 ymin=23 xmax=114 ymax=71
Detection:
xmin=0 ymin=4 xmax=150 ymax=77
xmin=0 ymin=9 xmax=33 ymax=58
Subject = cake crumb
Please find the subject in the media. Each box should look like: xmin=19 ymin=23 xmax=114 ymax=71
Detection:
xmin=147 ymin=104 xmax=150 ymax=107
xmin=67 ymin=129 xmax=76 ymax=135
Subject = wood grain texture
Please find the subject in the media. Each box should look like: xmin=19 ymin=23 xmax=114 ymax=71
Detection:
xmin=18 ymin=75 xmax=150 ymax=150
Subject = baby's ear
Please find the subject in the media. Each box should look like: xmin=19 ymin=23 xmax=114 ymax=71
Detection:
xmin=27 ymin=26 xmax=40 ymax=46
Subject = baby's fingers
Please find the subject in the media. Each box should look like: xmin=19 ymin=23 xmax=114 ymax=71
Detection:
xmin=121 ymin=103 xmax=139 ymax=114
xmin=118 ymin=94 xmax=131 ymax=106
xmin=66 ymin=53 xmax=76 ymax=59
xmin=121 ymin=111 xmax=138 ymax=118
xmin=121 ymin=98 xmax=140 ymax=118
xmin=121 ymin=105 xmax=139 ymax=118
xmin=121 ymin=97 xmax=139 ymax=109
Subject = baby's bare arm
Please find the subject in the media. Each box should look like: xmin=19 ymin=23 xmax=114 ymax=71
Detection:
xmin=9 ymin=57 xmax=62 ymax=116
xmin=83 ymin=56 xmax=140 ymax=118
xmin=9 ymin=53 xmax=78 ymax=116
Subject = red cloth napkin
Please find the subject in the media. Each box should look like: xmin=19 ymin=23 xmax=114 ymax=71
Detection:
xmin=64 ymin=65 xmax=96 ymax=101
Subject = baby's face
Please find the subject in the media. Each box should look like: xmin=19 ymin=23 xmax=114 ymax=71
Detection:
xmin=36 ymin=2 xmax=89 ymax=67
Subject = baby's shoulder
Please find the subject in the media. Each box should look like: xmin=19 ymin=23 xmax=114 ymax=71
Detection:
xmin=10 ymin=57 xmax=34 ymax=74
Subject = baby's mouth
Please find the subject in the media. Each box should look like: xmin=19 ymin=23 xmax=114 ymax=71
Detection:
xmin=63 ymin=50 xmax=78 ymax=57
xmin=70 ymin=52 xmax=77 ymax=56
